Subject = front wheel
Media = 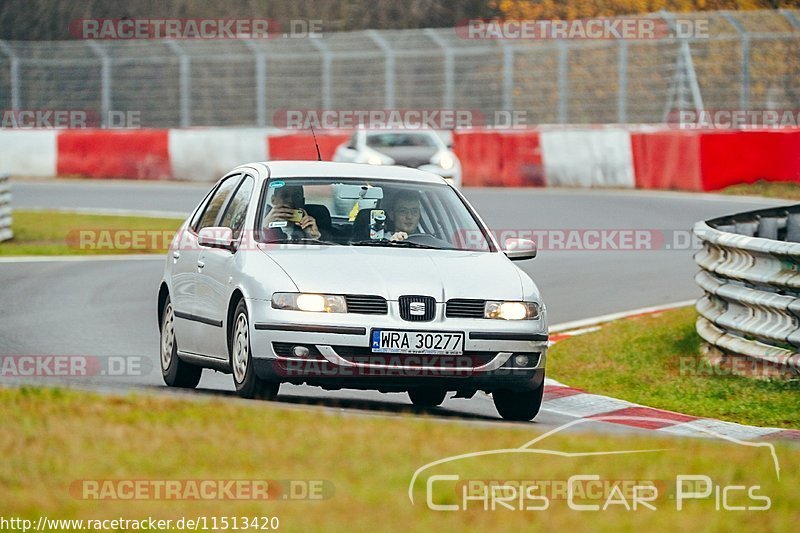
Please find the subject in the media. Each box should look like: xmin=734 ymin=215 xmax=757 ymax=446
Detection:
xmin=493 ymin=383 xmax=544 ymax=422
xmin=160 ymin=298 xmax=202 ymax=388
xmin=408 ymin=387 xmax=447 ymax=408
xmin=230 ymin=300 xmax=279 ymax=400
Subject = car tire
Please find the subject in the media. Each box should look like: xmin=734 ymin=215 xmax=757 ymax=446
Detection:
xmin=160 ymin=297 xmax=202 ymax=388
xmin=408 ymin=387 xmax=447 ymax=408
xmin=230 ymin=299 xmax=279 ymax=400
xmin=493 ymin=383 xmax=544 ymax=422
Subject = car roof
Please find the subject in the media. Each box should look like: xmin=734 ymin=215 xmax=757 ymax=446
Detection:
xmin=243 ymin=161 xmax=446 ymax=184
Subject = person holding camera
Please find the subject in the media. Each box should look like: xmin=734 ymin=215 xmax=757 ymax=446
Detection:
xmin=263 ymin=185 xmax=320 ymax=240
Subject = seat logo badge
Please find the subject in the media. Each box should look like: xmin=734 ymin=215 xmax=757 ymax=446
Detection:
xmin=410 ymin=302 xmax=426 ymax=316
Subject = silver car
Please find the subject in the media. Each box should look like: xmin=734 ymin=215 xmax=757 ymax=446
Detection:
xmin=157 ymin=161 xmax=547 ymax=421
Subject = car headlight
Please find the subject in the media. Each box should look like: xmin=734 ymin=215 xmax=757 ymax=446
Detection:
xmin=484 ymin=301 xmax=540 ymax=320
xmin=436 ymin=153 xmax=455 ymax=170
xmin=271 ymin=293 xmax=347 ymax=313
xmin=367 ymin=154 xmax=384 ymax=165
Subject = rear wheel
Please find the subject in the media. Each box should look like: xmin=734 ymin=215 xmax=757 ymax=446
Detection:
xmin=231 ymin=299 xmax=279 ymax=400
xmin=408 ymin=387 xmax=447 ymax=408
xmin=160 ymin=298 xmax=202 ymax=388
xmin=493 ymin=383 xmax=544 ymax=422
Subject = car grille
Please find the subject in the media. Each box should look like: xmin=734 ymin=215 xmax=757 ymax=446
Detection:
xmin=445 ymin=299 xmax=486 ymax=319
xmin=394 ymin=157 xmax=433 ymax=169
xmin=399 ymin=295 xmax=436 ymax=322
xmin=344 ymin=294 xmax=388 ymax=315
xmin=332 ymin=346 xmax=496 ymax=368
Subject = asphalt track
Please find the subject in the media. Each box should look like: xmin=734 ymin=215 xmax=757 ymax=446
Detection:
xmin=0 ymin=179 xmax=790 ymax=432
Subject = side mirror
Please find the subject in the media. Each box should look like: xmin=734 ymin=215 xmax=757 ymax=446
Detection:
xmin=503 ymin=238 xmax=536 ymax=261
xmin=198 ymin=227 xmax=235 ymax=251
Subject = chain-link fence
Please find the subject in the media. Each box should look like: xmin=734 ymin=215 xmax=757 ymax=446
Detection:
xmin=0 ymin=9 xmax=797 ymax=127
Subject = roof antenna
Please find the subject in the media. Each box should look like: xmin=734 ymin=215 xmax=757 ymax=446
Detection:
xmin=310 ymin=124 xmax=322 ymax=161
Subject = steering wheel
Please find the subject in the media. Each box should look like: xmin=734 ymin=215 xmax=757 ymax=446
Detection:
xmin=403 ymin=233 xmax=448 ymax=247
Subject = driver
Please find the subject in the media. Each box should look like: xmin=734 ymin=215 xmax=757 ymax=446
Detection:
xmin=387 ymin=190 xmax=422 ymax=242
xmin=263 ymin=185 xmax=320 ymax=240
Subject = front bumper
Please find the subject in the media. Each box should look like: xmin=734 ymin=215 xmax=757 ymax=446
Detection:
xmin=247 ymin=298 xmax=547 ymax=393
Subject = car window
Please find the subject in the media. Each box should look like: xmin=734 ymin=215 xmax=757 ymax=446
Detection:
xmin=257 ymin=177 xmax=493 ymax=251
xmin=366 ymin=133 xmax=437 ymax=148
xmin=196 ymin=175 xmax=241 ymax=231
xmin=219 ymin=175 xmax=254 ymax=239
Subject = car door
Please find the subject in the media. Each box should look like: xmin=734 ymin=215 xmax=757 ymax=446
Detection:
xmin=175 ymin=173 xmax=241 ymax=355
xmin=194 ymin=174 xmax=255 ymax=358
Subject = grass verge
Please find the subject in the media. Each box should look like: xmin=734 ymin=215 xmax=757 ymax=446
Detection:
xmin=0 ymin=210 xmax=183 ymax=256
xmin=720 ymin=181 xmax=800 ymax=200
xmin=548 ymin=306 xmax=800 ymax=428
xmin=1 ymin=386 xmax=798 ymax=531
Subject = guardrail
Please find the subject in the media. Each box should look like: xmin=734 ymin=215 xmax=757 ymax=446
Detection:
xmin=0 ymin=175 xmax=11 ymax=242
xmin=694 ymin=205 xmax=800 ymax=377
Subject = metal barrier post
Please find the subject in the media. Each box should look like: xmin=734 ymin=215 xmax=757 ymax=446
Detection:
xmin=166 ymin=41 xmax=191 ymax=127
xmin=0 ymin=41 xmax=20 ymax=110
xmin=243 ymin=40 xmax=267 ymax=126
xmin=310 ymin=39 xmax=332 ymax=110
xmin=0 ymin=175 xmax=12 ymax=243
xmin=723 ymin=13 xmax=751 ymax=111
xmin=425 ymin=29 xmax=454 ymax=110
xmin=367 ymin=30 xmax=395 ymax=109
xmin=86 ymin=41 xmax=112 ymax=127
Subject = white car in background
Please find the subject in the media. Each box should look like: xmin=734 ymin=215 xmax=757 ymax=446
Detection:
xmin=333 ymin=129 xmax=462 ymax=187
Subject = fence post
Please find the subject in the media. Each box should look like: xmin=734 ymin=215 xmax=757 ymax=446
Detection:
xmin=0 ymin=40 xmax=20 ymax=110
xmin=367 ymin=30 xmax=395 ymax=109
xmin=243 ymin=41 xmax=267 ymax=126
xmin=0 ymin=175 xmax=12 ymax=243
xmin=557 ymin=40 xmax=569 ymax=124
xmin=617 ymin=39 xmax=628 ymax=123
xmin=500 ymin=41 xmax=515 ymax=114
xmin=424 ymin=29 xmax=454 ymax=110
xmin=166 ymin=41 xmax=191 ymax=127
xmin=310 ymin=39 xmax=332 ymax=110
xmin=86 ymin=41 xmax=112 ymax=127
xmin=780 ymin=9 xmax=800 ymax=29
xmin=724 ymin=13 xmax=750 ymax=111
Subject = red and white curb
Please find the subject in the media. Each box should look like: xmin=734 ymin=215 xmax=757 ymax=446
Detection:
xmin=541 ymin=302 xmax=800 ymax=443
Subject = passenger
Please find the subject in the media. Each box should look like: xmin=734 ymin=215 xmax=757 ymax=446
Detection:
xmin=263 ymin=185 xmax=320 ymax=240
xmin=387 ymin=190 xmax=422 ymax=242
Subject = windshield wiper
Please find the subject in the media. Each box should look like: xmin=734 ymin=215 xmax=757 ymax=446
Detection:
xmin=266 ymin=237 xmax=339 ymax=246
xmin=350 ymin=239 xmax=440 ymax=250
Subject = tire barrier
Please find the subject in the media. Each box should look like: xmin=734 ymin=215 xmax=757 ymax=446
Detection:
xmin=0 ymin=174 xmax=12 ymax=242
xmin=0 ymin=127 xmax=798 ymax=187
xmin=694 ymin=205 xmax=800 ymax=378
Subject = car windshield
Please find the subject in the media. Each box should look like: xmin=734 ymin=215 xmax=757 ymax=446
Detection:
xmin=257 ymin=177 xmax=492 ymax=252
xmin=366 ymin=133 xmax=438 ymax=148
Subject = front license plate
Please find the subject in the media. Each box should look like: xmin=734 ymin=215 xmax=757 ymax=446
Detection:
xmin=371 ymin=329 xmax=464 ymax=355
